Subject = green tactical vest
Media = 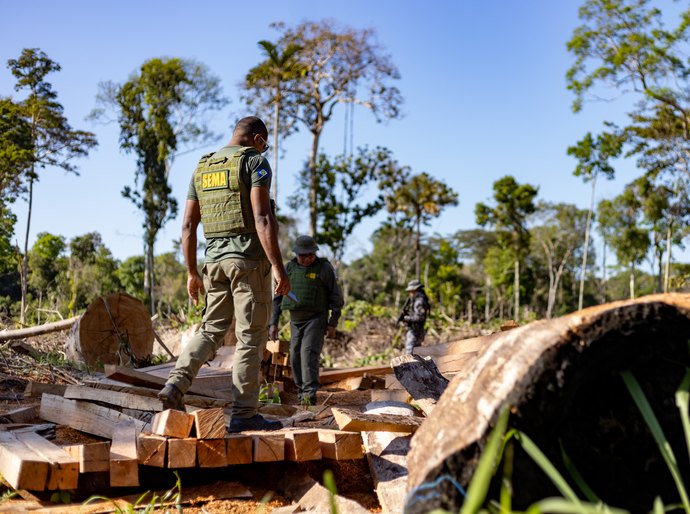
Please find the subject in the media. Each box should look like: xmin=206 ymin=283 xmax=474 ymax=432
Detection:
xmin=193 ymin=146 xmax=257 ymax=238
xmin=282 ymin=258 xmax=328 ymax=312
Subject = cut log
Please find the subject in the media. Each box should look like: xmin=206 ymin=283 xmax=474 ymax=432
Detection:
xmin=284 ymin=429 xmax=322 ymax=462
xmin=363 ymin=431 xmax=411 ymax=514
xmin=110 ymin=421 xmax=139 ymax=487
xmin=137 ymin=434 xmax=166 ymax=467
xmin=225 ymin=434 xmax=253 ymax=465
xmin=167 ymin=438 xmax=197 ymax=468
xmin=65 ymin=384 xmax=163 ymax=412
xmin=39 ymin=394 xmax=148 ymax=439
xmin=62 ymin=442 xmax=110 ymax=473
xmin=0 ymin=431 xmax=49 ymax=491
xmin=332 ymin=407 xmax=422 ymax=434
xmin=150 ymin=409 xmax=194 ymax=438
xmin=65 ymin=292 xmax=153 ymax=368
xmin=192 ymin=408 xmax=226 ymax=439
xmin=197 ymin=439 xmax=227 ymax=468
xmin=318 ymin=430 xmax=364 ymax=460
xmin=0 ymin=315 xmax=80 ymax=341
xmin=405 ymin=294 xmax=690 ymax=513
xmin=391 ymin=354 xmax=449 ymax=416
xmin=16 ymin=432 xmax=78 ymax=490
xmin=250 ymin=432 xmax=285 ymax=462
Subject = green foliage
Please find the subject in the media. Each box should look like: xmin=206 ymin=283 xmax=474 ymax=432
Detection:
xmin=49 ymin=490 xmax=71 ymax=504
xmin=341 ymin=299 xmax=395 ymax=332
xmin=259 ymin=381 xmax=282 ymax=404
xmin=323 ymin=469 xmax=339 ymax=514
xmin=354 ymin=347 xmax=397 ymax=367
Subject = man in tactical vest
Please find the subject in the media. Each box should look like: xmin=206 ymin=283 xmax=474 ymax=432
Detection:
xmin=158 ymin=116 xmax=290 ymax=433
xmin=269 ymin=235 xmax=344 ymax=405
xmin=398 ymin=280 xmax=431 ymax=355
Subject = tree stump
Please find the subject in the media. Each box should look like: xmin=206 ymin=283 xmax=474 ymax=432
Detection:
xmin=405 ymin=294 xmax=690 ymax=513
xmin=65 ymin=292 xmax=153 ymax=368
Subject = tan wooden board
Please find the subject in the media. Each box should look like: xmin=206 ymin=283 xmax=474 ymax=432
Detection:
xmin=3 ymin=406 xmax=37 ymax=423
xmin=363 ymin=431 xmax=411 ymax=514
xmin=332 ymin=407 xmax=422 ymax=434
xmin=319 ymin=364 xmax=392 ymax=384
xmin=150 ymin=409 xmax=194 ymax=438
xmin=16 ymin=432 xmax=78 ymax=490
xmin=39 ymin=394 xmax=148 ymax=439
xmin=249 ymin=432 xmax=285 ymax=462
xmin=192 ymin=408 xmax=226 ymax=439
xmin=137 ymin=434 xmax=167 ymax=467
xmin=65 ymin=384 xmax=164 ymax=412
xmin=0 ymin=431 xmax=50 ymax=491
xmin=266 ymin=340 xmax=290 ymax=354
xmin=284 ymin=429 xmax=322 ymax=462
xmin=197 ymin=439 xmax=227 ymax=468
xmin=167 ymin=438 xmax=196 ymax=468
xmin=62 ymin=442 xmax=110 ymax=473
xmin=110 ymin=421 xmax=139 ymax=487
xmin=24 ymin=382 xmax=67 ymax=398
xmin=318 ymin=430 xmax=364 ymax=460
xmin=225 ymin=434 xmax=253 ymax=465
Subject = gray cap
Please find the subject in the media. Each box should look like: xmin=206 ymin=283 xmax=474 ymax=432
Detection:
xmin=293 ymin=235 xmax=319 ymax=255
xmin=406 ymin=279 xmax=424 ymax=292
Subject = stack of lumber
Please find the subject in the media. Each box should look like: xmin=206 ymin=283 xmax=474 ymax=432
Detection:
xmin=261 ymin=339 xmax=292 ymax=383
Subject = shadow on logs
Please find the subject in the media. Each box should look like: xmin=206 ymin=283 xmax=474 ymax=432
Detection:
xmin=405 ymin=293 xmax=690 ymax=513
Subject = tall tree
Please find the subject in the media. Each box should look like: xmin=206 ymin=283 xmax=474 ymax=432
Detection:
xmin=384 ymin=172 xmax=458 ymax=280
xmin=530 ymin=202 xmax=588 ymax=318
xmin=67 ymin=232 xmax=119 ymax=315
xmin=243 ymin=39 xmax=303 ymax=205
xmin=244 ymin=21 xmax=403 ymax=235
xmin=567 ymin=130 xmax=622 ymax=310
xmin=291 ymin=146 xmax=397 ymax=265
xmin=597 ymin=191 xmax=650 ymax=299
xmin=476 ymin=175 xmax=538 ymax=321
xmin=7 ymin=48 xmax=97 ymax=325
xmin=92 ymin=57 xmax=227 ymax=313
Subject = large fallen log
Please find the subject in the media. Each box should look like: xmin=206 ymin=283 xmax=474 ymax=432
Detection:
xmin=405 ymin=294 xmax=690 ymax=513
xmin=0 ymin=316 xmax=80 ymax=341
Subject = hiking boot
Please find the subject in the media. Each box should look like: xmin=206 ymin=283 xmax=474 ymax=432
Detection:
xmin=227 ymin=414 xmax=282 ymax=433
xmin=158 ymin=384 xmax=185 ymax=411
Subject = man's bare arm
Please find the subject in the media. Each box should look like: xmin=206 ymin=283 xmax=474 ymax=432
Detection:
xmin=250 ymin=186 xmax=290 ymax=295
xmin=181 ymin=199 xmax=204 ymax=304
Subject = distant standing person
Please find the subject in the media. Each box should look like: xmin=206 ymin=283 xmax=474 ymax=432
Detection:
xmin=158 ymin=116 xmax=290 ymax=433
xmin=269 ymin=235 xmax=344 ymax=405
xmin=398 ymin=280 xmax=431 ymax=355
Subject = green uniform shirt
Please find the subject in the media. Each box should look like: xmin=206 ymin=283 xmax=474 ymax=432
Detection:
xmin=187 ymin=145 xmax=272 ymax=262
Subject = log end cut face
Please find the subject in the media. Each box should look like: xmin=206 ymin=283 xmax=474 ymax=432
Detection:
xmin=405 ymin=294 xmax=690 ymax=513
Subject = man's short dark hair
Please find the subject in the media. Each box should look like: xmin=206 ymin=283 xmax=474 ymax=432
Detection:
xmin=233 ymin=116 xmax=267 ymax=138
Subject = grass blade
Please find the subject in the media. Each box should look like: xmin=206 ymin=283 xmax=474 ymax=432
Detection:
xmin=524 ymin=497 xmax=630 ymax=514
xmin=460 ymin=404 xmax=511 ymax=514
xmin=675 ymin=369 xmax=690 ymax=466
xmin=559 ymin=441 xmax=599 ymax=503
xmin=514 ymin=431 xmax=580 ymax=504
xmin=652 ymin=496 xmax=664 ymax=514
xmin=621 ymin=371 xmax=690 ymax=513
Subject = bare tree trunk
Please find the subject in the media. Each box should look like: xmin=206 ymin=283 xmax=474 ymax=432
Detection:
xmin=601 ymin=240 xmax=607 ymax=304
xmin=415 ymin=212 xmax=421 ymax=280
xmin=629 ymin=264 xmax=635 ymax=300
xmin=272 ymin=91 xmax=280 ymax=204
xmin=144 ymin=238 xmax=155 ymax=315
xmin=485 ymin=276 xmax=491 ymax=323
xmin=579 ymin=177 xmax=596 ymax=311
xmin=514 ymin=258 xmax=520 ymax=322
xmin=467 ymin=299 xmax=473 ymax=325
xmin=20 ymin=175 xmax=35 ymax=325
xmin=308 ymin=125 xmax=323 ymax=237
xmin=664 ymin=222 xmax=673 ymax=293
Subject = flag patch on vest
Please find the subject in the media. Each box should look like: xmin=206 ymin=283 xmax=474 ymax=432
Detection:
xmin=257 ymin=168 xmax=269 ymax=179
xmin=306 ymin=272 xmax=318 ymax=279
xmin=201 ymin=170 xmax=228 ymax=190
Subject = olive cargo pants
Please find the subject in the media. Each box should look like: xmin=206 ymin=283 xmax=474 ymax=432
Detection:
xmin=166 ymin=258 xmax=272 ymax=418
xmin=289 ymin=312 xmax=327 ymax=402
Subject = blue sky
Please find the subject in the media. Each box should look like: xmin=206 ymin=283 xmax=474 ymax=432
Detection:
xmin=0 ymin=1 xmax=660 ymax=265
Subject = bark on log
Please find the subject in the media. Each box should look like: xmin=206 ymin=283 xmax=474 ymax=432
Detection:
xmin=391 ymin=354 xmax=449 ymax=416
xmin=65 ymin=292 xmax=153 ymax=368
xmin=0 ymin=316 xmax=80 ymax=341
xmin=405 ymin=294 xmax=690 ymax=513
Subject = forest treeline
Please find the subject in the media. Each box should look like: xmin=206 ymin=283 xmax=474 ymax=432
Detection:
xmin=2 ymin=0 xmax=690 ymax=327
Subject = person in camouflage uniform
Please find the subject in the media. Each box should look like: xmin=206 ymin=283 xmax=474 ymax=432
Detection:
xmin=158 ymin=116 xmax=290 ymax=433
xmin=269 ymin=235 xmax=344 ymax=405
xmin=399 ymin=280 xmax=431 ymax=355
